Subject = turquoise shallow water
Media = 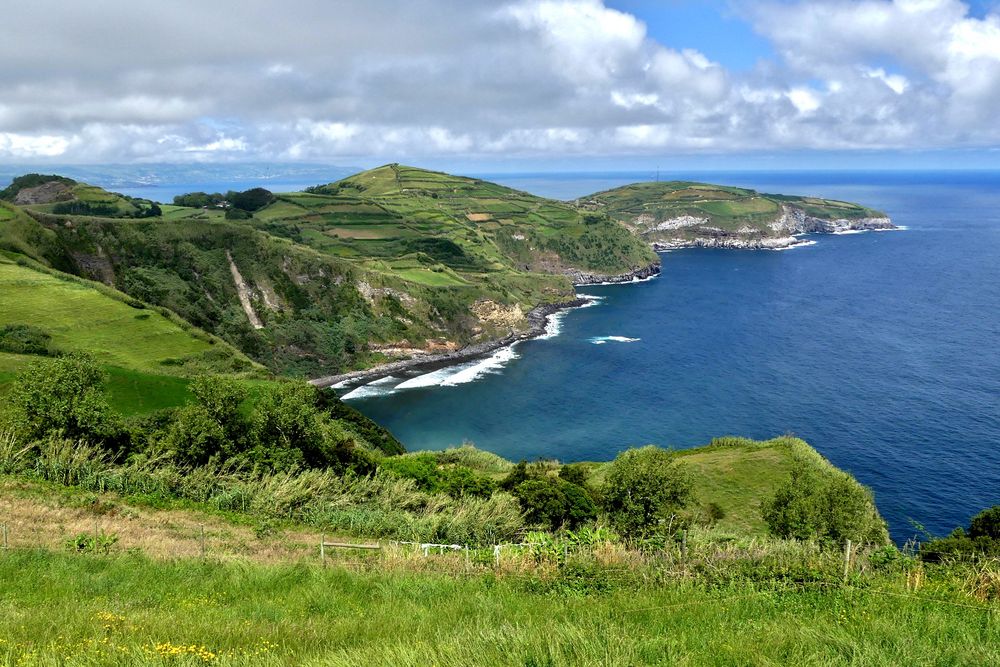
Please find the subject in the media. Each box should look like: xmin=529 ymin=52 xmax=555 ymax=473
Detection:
xmin=344 ymin=171 xmax=1000 ymax=542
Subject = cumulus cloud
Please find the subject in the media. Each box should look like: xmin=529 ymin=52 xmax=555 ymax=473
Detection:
xmin=0 ymin=0 xmax=997 ymax=162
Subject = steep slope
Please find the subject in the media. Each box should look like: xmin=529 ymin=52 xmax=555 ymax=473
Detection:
xmin=581 ymin=181 xmax=895 ymax=249
xmin=0 ymin=167 xmax=658 ymax=378
xmin=0 ymin=252 xmax=262 ymax=414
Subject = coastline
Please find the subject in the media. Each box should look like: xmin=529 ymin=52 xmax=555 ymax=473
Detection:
xmin=310 ymin=261 xmax=661 ymax=391
xmin=649 ymin=214 xmax=897 ymax=251
xmin=314 ymin=216 xmax=894 ymax=394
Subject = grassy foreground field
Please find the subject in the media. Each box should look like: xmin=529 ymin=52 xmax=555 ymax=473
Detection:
xmin=0 ymin=548 xmax=996 ymax=666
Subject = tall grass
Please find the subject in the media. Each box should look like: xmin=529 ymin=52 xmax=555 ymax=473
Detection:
xmin=1 ymin=435 xmax=524 ymax=545
xmin=0 ymin=549 xmax=996 ymax=666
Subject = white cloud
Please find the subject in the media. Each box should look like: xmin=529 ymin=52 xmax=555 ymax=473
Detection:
xmin=0 ymin=133 xmax=70 ymax=158
xmin=0 ymin=0 xmax=998 ymax=162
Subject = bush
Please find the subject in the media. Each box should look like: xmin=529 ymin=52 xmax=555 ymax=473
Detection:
xmin=602 ymin=446 xmax=692 ymax=537
xmin=7 ymin=354 xmax=123 ymax=447
xmin=762 ymin=462 xmax=888 ymax=546
xmin=225 ymin=208 xmax=252 ymax=220
xmin=512 ymin=477 xmax=596 ymax=530
xmin=0 ymin=323 xmax=54 ymax=355
xmin=922 ymin=505 xmax=1000 ymax=562
xmin=970 ymin=506 xmax=1000 ymax=540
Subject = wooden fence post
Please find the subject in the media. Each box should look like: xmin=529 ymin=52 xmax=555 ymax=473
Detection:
xmin=320 ymin=533 xmax=326 ymax=567
xmin=681 ymin=529 xmax=688 ymax=561
xmin=843 ymin=539 xmax=853 ymax=583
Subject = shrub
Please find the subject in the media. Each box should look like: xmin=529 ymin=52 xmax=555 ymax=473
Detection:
xmin=7 ymin=354 xmax=123 ymax=447
xmin=762 ymin=462 xmax=888 ymax=546
xmin=162 ymin=405 xmax=227 ymax=466
xmin=225 ymin=208 xmax=252 ymax=220
xmin=602 ymin=446 xmax=692 ymax=537
xmin=922 ymin=505 xmax=1000 ymax=562
xmin=969 ymin=506 xmax=1000 ymax=540
xmin=558 ymin=463 xmax=588 ymax=488
xmin=0 ymin=323 xmax=54 ymax=355
xmin=512 ymin=477 xmax=596 ymax=530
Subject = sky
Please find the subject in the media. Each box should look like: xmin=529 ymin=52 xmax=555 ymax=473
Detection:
xmin=2 ymin=0 xmax=1000 ymax=171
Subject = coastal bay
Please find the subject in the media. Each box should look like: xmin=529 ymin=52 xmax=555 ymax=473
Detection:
xmin=344 ymin=171 xmax=1000 ymax=542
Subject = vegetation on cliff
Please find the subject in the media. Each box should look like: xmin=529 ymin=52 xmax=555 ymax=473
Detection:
xmin=0 ymin=166 xmax=656 ymax=377
xmin=582 ymin=181 xmax=891 ymax=247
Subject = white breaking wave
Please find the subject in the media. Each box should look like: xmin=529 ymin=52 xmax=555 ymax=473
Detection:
xmin=341 ymin=382 xmax=396 ymax=400
xmin=345 ymin=294 xmax=606 ymax=399
xmin=394 ymin=367 xmax=459 ymax=390
xmin=772 ymin=240 xmax=818 ymax=251
xmin=589 ymin=335 xmax=640 ymax=345
xmin=832 ymin=229 xmax=869 ymax=235
xmin=441 ymin=346 xmax=519 ymax=386
xmin=537 ymin=294 xmax=604 ymax=340
xmin=389 ymin=346 xmax=521 ymax=391
xmin=875 ymin=225 xmax=907 ymax=231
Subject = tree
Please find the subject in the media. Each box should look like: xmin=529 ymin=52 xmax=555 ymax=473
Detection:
xmin=162 ymin=404 xmax=226 ymax=466
xmin=602 ymin=446 xmax=692 ymax=537
xmin=229 ymin=188 xmax=274 ymax=212
xmin=761 ymin=462 xmax=888 ymax=546
xmin=189 ymin=375 xmax=247 ymax=446
xmin=8 ymin=354 xmax=121 ymax=446
xmin=512 ymin=477 xmax=596 ymax=530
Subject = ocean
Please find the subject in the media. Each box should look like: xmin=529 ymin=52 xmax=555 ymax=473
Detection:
xmin=344 ymin=171 xmax=1000 ymax=542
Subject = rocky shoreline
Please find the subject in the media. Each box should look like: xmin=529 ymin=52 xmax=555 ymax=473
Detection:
xmin=309 ymin=298 xmax=587 ymax=390
xmin=311 ymin=261 xmax=661 ymax=391
xmin=564 ymin=262 xmax=661 ymax=285
xmin=652 ymin=214 xmax=896 ymax=251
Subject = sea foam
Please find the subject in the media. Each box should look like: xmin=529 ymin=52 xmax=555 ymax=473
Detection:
xmin=589 ymin=335 xmax=640 ymax=345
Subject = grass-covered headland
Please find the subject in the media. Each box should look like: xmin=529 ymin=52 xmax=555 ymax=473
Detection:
xmin=1 ymin=356 xmax=999 ymax=665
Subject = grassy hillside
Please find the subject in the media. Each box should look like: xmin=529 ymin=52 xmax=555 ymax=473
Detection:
xmin=0 ymin=173 xmax=159 ymax=218
xmin=0 ymin=253 xmax=262 ymax=411
xmin=0 ymin=167 xmax=656 ymax=378
xmin=0 ymin=255 xmax=254 ymax=376
xmin=422 ymin=436 xmax=885 ymax=540
xmin=582 ymin=181 xmax=891 ymax=247
xmin=293 ymin=164 xmax=657 ymax=275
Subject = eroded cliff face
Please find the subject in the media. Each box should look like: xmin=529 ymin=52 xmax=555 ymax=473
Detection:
xmin=639 ymin=205 xmax=895 ymax=250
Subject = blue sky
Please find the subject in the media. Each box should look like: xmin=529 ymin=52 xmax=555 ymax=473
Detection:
xmin=0 ymin=0 xmax=999 ymax=170
xmin=606 ymin=1 xmax=775 ymax=70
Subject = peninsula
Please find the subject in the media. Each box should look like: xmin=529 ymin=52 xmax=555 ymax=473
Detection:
xmin=581 ymin=181 xmax=895 ymax=250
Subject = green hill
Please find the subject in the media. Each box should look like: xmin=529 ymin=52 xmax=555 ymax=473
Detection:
xmin=295 ymin=164 xmax=657 ymax=276
xmin=0 ymin=253 xmax=262 ymax=414
xmin=0 ymin=166 xmax=657 ymax=378
xmin=0 ymin=173 xmax=160 ymax=218
xmin=580 ymin=181 xmax=895 ymax=249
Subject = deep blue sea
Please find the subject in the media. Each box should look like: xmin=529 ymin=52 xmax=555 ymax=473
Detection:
xmin=345 ymin=171 xmax=1000 ymax=542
